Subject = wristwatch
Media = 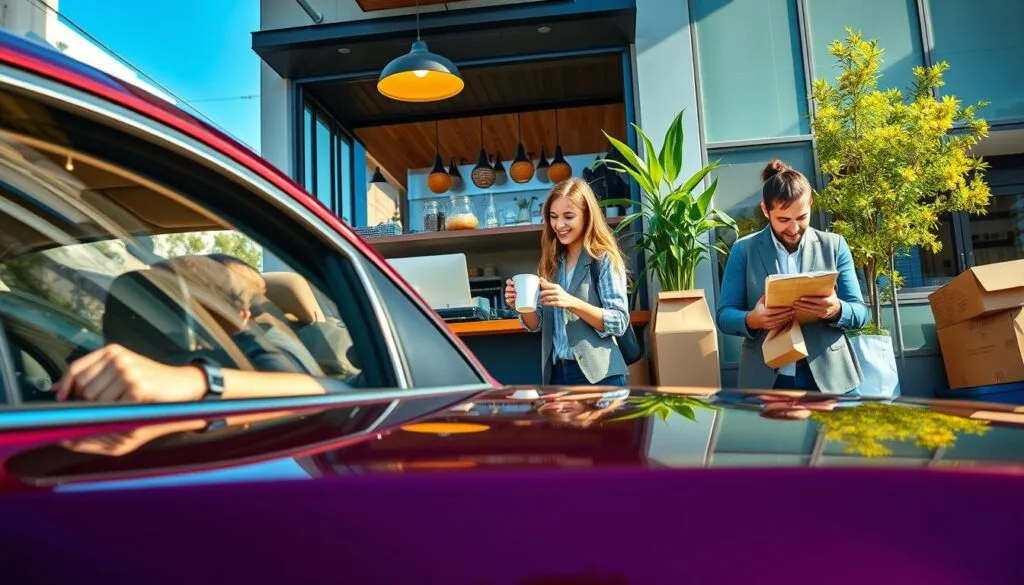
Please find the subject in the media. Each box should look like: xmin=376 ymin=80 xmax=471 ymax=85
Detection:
xmin=191 ymin=358 xmax=225 ymax=399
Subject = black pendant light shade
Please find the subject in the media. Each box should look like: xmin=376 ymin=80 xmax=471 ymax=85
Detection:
xmin=509 ymin=113 xmax=534 ymax=184
xmin=548 ymin=110 xmax=571 ymax=183
xmin=370 ymin=166 xmax=388 ymax=184
xmin=471 ymin=117 xmax=495 ymax=188
xmin=492 ymin=151 xmax=507 ymax=185
xmin=448 ymin=157 xmax=464 ymax=190
xmin=536 ymin=147 xmax=550 ymax=183
xmin=427 ymin=121 xmax=451 ymax=194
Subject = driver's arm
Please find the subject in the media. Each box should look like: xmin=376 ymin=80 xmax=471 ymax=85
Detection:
xmin=54 ymin=344 xmax=329 ymax=403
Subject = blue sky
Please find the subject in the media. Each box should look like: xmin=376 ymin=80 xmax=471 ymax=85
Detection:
xmin=60 ymin=0 xmax=262 ymax=152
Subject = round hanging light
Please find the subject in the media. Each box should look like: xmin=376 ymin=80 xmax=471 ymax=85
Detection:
xmin=471 ymin=117 xmax=495 ymax=189
xmin=548 ymin=145 xmax=572 ymax=183
xmin=376 ymin=2 xmax=463 ymax=103
xmin=548 ymin=109 xmax=572 ymax=183
xmin=427 ymin=121 xmax=451 ymax=194
xmin=509 ymin=113 xmax=534 ymax=184
xmin=427 ymin=154 xmax=451 ymax=194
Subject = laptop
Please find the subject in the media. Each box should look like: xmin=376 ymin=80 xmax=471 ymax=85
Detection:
xmin=389 ymin=253 xmax=489 ymax=322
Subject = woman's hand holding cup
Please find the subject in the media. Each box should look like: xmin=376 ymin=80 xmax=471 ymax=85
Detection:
xmin=505 ymin=278 xmax=517 ymax=309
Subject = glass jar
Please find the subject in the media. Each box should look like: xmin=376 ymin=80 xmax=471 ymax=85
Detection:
xmin=445 ymin=194 xmax=479 ymax=231
xmin=422 ymin=200 xmax=443 ymax=232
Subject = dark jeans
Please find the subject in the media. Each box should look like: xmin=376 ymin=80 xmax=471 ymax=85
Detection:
xmin=773 ymin=360 xmax=820 ymax=391
xmin=551 ymin=359 xmax=627 ymax=387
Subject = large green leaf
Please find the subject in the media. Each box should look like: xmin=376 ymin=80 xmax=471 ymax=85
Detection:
xmin=659 ymin=111 xmax=684 ymax=185
xmin=680 ymin=162 xmax=718 ymax=197
xmin=696 ymin=177 xmax=719 ymax=217
xmin=637 ymin=124 xmax=664 ymax=192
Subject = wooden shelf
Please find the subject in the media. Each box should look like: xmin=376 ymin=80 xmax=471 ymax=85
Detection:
xmin=450 ymin=310 xmax=651 ymax=337
xmin=368 ymin=217 xmax=629 ymax=258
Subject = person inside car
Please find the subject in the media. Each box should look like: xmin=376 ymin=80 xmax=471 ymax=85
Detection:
xmin=54 ymin=255 xmax=331 ymax=403
xmin=205 ymin=253 xmax=324 ymax=375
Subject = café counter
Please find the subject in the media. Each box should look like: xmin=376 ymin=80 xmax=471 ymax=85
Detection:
xmin=446 ymin=311 xmax=651 ymax=385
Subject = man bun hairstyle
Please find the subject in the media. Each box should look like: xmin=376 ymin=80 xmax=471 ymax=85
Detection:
xmin=761 ymin=159 xmax=812 ymax=210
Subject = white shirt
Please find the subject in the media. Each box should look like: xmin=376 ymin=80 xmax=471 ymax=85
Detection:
xmin=771 ymin=230 xmax=805 ymax=377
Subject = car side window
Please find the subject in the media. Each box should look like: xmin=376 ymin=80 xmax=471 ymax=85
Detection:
xmin=0 ymin=87 xmax=392 ymax=406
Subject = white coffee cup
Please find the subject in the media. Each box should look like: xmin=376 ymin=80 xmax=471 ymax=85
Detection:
xmin=512 ymin=273 xmax=540 ymax=313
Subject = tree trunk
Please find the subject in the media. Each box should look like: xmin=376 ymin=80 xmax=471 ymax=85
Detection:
xmin=865 ymin=259 xmax=882 ymax=329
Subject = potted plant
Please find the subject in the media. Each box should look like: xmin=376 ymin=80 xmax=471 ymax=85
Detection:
xmin=810 ymin=30 xmax=991 ymax=397
xmin=594 ymin=111 xmax=736 ymax=387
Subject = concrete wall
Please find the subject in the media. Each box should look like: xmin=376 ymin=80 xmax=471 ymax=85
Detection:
xmin=0 ymin=0 xmax=55 ymax=39
xmin=631 ymin=0 xmax=716 ymax=309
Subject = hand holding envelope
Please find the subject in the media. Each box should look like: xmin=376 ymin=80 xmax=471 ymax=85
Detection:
xmin=765 ymin=271 xmax=840 ymax=323
xmin=760 ymin=271 xmax=840 ymax=368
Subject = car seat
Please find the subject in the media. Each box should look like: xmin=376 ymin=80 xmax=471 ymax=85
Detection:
xmin=262 ymin=272 xmax=358 ymax=378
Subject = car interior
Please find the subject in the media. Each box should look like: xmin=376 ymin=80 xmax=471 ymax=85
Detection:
xmin=0 ymin=127 xmax=363 ymax=406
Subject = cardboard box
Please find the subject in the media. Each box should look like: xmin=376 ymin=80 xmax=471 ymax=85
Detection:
xmin=762 ymin=319 xmax=808 ymax=369
xmin=627 ymin=356 xmax=652 ymax=386
xmin=928 ymin=259 xmax=1024 ymax=330
xmin=649 ymin=290 xmax=720 ymax=388
xmin=937 ymin=308 xmax=1024 ymax=390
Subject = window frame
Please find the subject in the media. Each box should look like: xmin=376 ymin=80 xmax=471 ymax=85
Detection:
xmin=300 ymin=96 xmax=357 ymax=224
xmin=0 ymin=64 xmax=414 ymax=400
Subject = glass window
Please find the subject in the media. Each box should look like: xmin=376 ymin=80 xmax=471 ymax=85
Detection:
xmin=895 ymin=216 xmax=959 ymax=289
xmin=926 ymin=0 xmax=1024 ymax=121
xmin=967 ymin=191 xmax=1024 ymax=267
xmin=806 ymin=0 xmax=925 ymax=92
xmin=315 ymin=115 xmax=333 ymax=211
xmin=0 ymin=108 xmax=372 ymax=407
xmin=338 ymin=135 xmax=353 ymax=224
xmin=303 ymin=106 xmax=314 ymax=190
xmin=693 ymin=0 xmax=810 ymax=143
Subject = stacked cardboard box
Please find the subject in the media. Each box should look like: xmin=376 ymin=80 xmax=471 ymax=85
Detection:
xmin=929 ymin=259 xmax=1024 ymax=389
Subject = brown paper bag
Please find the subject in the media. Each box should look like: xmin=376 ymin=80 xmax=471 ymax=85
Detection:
xmin=762 ymin=319 xmax=808 ymax=369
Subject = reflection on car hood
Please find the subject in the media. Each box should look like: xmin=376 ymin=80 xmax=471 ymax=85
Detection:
xmin=3 ymin=386 xmax=1024 ymax=492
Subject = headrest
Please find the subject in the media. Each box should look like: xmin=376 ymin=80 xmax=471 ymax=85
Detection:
xmin=102 ymin=269 xmax=196 ymax=363
xmin=263 ymin=272 xmax=325 ymax=325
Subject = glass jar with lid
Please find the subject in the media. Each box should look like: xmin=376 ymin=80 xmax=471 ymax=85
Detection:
xmin=422 ymin=200 xmax=444 ymax=232
xmin=445 ymin=194 xmax=479 ymax=231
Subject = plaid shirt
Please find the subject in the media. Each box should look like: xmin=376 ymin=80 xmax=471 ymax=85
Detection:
xmin=522 ymin=253 xmax=629 ymax=362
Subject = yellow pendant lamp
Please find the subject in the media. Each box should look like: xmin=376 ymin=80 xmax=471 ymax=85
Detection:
xmin=377 ymin=0 xmax=464 ymax=103
xmin=548 ymin=109 xmax=573 ymax=183
xmin=510 ymin=113 xmax=535 ymax=184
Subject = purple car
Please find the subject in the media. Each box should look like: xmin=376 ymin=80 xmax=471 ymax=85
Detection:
xmin=0 ymin=29 xmax=1023 ymax=585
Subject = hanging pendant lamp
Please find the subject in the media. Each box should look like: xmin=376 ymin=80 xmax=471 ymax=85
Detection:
xmin=448 ymin=156 xmax=464 ymax=191
xmin=548 ymin=109 xmax=573 ymax=183
xmin=370 ymin=166 xmax=388 ymax=185
xmin=427 ymin=121 xmax=451 ymax=194
xmin=491 ymin=152 xmax=507 ymax=186
xmin=377 ymin=0 xmax=464 ymax=103
xmin=510 ymin=113 xmax=534 ymax=184
xmin=471 ymin=117 xmax=495 ymax=189
xmin=536 ymin=147 xmax=550 ymax=183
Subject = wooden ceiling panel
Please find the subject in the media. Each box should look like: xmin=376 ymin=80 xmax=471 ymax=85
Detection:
xmin=356 ymin=103 xmax=627 ymax=188
xmin=356 ymin=0 xmax=461 ymax=11
xmin=307 ymin=53 xmax=624 ymax=128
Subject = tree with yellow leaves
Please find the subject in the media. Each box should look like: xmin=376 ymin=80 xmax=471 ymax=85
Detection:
xmin=810 ymin=29 xmax=991 ymax=333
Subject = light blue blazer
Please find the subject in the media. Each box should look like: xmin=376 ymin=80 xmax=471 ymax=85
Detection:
xmin=716 ymin=226 xmax=870 ymax=394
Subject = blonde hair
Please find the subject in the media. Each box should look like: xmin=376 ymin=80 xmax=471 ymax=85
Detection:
xmin=539 ymin=177 xmax=625 ymax=281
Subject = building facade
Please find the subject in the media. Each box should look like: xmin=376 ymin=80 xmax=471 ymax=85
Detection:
xmin=255 ymin=0 xmax=1024 ymax=395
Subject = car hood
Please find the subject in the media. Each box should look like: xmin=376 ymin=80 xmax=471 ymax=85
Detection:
xmin=2 ymin=386 xmax=1023 ymax=492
